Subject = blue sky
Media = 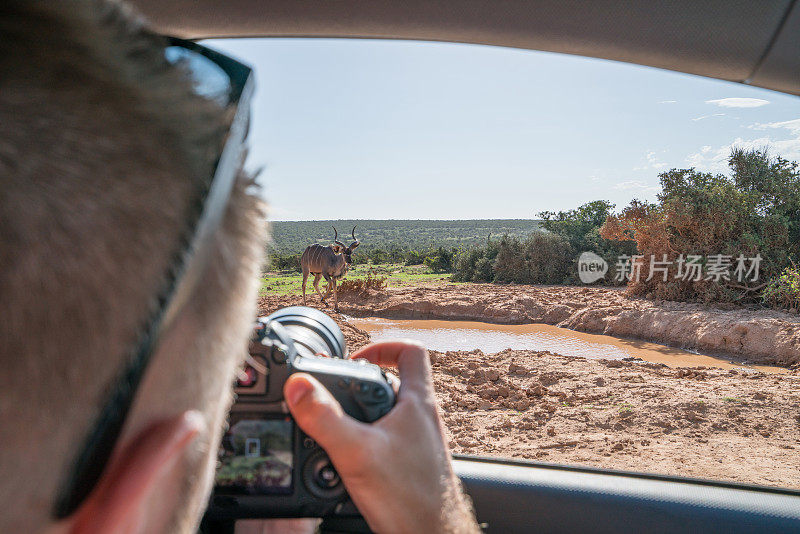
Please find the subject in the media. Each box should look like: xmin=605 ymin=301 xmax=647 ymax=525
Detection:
xmin=206 ymin=38 xmax=800 ymax=221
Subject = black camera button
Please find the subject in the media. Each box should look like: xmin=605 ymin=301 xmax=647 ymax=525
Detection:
xmin=303 ymin=450 xmax=346 ymax=500
xmin=373 ymin=386 xmax=388 ymax=400
xmin=303 ymin=437 xmax=316 ymax=449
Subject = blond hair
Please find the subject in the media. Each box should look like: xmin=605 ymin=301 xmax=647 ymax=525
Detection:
xmin=0 ymin=1 xmax=267 ymax=531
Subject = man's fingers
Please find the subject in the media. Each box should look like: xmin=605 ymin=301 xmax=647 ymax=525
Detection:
xmin=386 ymin=371 xmax=400 ymax=395
xmin=350 ymin=340 xmax=432 ymax=396
xmin=284 ymin=373 xmax=370 ymax=452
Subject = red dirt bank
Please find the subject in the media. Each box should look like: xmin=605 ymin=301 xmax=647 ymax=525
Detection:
xmin=318 ymin=283 xmax=800 ymax=368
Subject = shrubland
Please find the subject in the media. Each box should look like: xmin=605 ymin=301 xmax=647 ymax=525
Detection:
xmin=600 ymin=148 xmax=800 ymax=307
xmin=451 ymin=202 xmax=635 ymax=285
xmin=266 ymin=148 xmax=799 ymax=310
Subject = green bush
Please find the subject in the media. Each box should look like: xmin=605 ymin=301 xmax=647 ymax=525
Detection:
xmin=492 ymin=233 xmax=574 ymax=285
xmin=540 ymin=200 xmax=615 ymax=252
xmin=269 ymin=252 xmax=301 ymax=272
xmin=404 ymin=249 xmax=426 ymax=265
xmin=423 ymin=246 xmax=455 ymax=273
xmin=367 ymin=248 xmax=389 ymax=264
xmin=472 ymin=256 xmax=495 ymax=283
xmin=762 ymin=266 xmax=800 ymax=310
xmin=539 ymin=200 xmax=636 ymax=284
xmin=452 ymin=238 xmax=499 ymax=282
xmin=452 ymin=233 xmax=575 ymax=285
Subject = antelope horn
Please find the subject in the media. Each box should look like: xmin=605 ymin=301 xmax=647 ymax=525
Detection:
xmin=331 ymin=225 xmax=346 ymax=249
xmin=351 ymin=225 xmax=359 ymax=244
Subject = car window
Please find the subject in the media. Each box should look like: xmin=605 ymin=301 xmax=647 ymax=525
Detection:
xmin=205 ymin=37 xmax=800 ymax=490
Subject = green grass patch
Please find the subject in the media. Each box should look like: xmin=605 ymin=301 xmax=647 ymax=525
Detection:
xmin=260 ymin=263 xmax=454 ymax=295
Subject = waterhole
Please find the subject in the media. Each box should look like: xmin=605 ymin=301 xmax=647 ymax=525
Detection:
xmin=348 ymin=317 xmax=787 ymax=374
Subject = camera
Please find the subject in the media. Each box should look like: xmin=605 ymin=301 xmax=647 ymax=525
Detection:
xmin=206 ymin=306 xmax=396 ymax=520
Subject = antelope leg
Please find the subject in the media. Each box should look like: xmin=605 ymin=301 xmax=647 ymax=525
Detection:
xmin=332 ymin=279 xmax=339 ymax=312
xmin=313 ymin=273 xmax=327 ymax=305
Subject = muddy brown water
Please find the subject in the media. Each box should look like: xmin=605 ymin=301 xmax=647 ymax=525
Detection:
xmin=348 ymin=317 xmax=788 ymax=374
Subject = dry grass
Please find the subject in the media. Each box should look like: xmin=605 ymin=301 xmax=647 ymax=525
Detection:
xmin=338 ymin=272 xmax=388 ymax=295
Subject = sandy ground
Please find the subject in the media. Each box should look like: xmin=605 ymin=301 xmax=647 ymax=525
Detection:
xmin=258 ymin=285 xmax=800 ymax=489
xmin=432 ymin=348 xmax=800 ymax=488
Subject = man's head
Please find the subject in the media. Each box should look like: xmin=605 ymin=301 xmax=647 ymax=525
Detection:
xmin=0 ymin=1 xmax=266 ymax=532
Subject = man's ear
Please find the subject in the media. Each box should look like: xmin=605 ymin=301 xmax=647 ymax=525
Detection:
xmin=59 ymin=412 xmax=205 ymax=534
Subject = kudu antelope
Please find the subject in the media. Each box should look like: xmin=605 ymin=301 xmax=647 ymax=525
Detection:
xmin=300 ymin=226 xmax=359 ymax=311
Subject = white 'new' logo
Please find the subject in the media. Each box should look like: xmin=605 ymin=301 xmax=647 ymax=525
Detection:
xmin=578 ymin=252 xmax=608 ymax=283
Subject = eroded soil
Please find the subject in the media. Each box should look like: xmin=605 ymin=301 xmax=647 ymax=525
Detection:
xmin=258 ymin=284 xmax=800 ymax=488
xmin=307 ymin=283 xmax=800 ymax=367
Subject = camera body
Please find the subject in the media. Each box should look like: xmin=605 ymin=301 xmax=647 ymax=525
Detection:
xmin=206 ymin=307 xmax=396 ymax=520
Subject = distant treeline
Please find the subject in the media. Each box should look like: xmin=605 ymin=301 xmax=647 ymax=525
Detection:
xmin=268 ymin=219 xmax=541 ymax=270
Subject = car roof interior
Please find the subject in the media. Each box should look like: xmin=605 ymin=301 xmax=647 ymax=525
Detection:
xmin=130 ymin=0 xmax=800 ymax=96
xmin=121 ymin=1 xmax=800 ymax=532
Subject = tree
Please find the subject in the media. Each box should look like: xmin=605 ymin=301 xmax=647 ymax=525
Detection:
xmin=539 ymin=200 xmax=615 ymax=252
xmin=424 ymin=246 xmax=455 ymax=273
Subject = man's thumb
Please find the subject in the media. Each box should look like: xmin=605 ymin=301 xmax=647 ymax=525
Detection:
xmin=284 ymin=373 xmax=368 ymax=451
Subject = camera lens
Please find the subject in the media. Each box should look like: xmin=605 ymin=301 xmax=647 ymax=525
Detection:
xmin=265 ymin=306 xmax=347 ymax=359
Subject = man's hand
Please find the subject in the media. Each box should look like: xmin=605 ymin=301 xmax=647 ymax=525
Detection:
xmin=283 ymin=341 xmax=480 ymax=534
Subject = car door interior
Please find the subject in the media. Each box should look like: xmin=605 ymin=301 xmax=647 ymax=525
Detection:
xmin=203 ymin=455 xmax=800 ymax=533
xmin=445 ymin=456 xmax=800 ymax=534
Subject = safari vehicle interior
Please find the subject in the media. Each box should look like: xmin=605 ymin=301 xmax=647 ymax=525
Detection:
xmin=125 ymin=1 xmax=800 ymax=533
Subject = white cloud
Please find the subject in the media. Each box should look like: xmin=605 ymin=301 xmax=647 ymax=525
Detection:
xmin=632 ymin=150 xmax=667 ymax=171
xmin=705 ymin=97 xmax=769 ymax=108
xmin=686 ymin=137 xmax=800 ymax=174
xmin=691 ymin=113 xmax=725 ymax=122
xmin=615 ymin=180 xmax=660 ymax=194
xmin=658 ymin=100 xmax=677 ymax=104
xmin=687 ymin=115 xmax=800 ymax=173
xmin=748 ymin=118 xmax=800 ymax=136
xmin=686 ymin=145 xmax=730 ymax=174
